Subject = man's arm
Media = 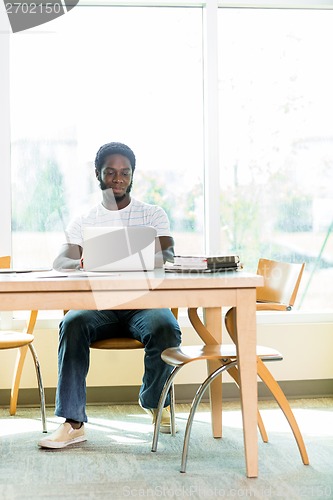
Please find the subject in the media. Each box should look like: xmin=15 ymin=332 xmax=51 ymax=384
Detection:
xmin=158 ymin=236 xmax=175 ymax=264
xmin=53 ymin=243 xmax=83 ymax=271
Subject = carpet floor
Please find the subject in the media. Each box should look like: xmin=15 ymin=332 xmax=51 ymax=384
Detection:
xmin=0 ymin=398 xmax=332 ymax=499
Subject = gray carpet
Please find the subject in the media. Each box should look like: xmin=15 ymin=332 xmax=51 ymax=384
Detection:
xmin=1 ymin=399 xmax=332 ymax=499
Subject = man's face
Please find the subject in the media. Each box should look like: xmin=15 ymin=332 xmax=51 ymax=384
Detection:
xmin=97 ymin=154 xmax=133 ymax=200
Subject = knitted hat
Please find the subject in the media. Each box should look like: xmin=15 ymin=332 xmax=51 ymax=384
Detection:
xmin=95 ymin=142 xmax=136 ymax=172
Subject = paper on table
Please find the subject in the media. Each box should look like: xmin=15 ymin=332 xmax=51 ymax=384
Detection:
xmin=0 ymin=267 xmax=52 ymax=274
xmin=34 ymin=270 xmax=120 ymax=278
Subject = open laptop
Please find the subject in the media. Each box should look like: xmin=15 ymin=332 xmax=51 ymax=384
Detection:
xmin=82 ymin=226 xmax=157 ymax=272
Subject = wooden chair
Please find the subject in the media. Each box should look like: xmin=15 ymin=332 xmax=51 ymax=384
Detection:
xmin=0 ymin=256 xmax=46 ymax=432
xmin=152 ymin=258 xmax=309 ymax=471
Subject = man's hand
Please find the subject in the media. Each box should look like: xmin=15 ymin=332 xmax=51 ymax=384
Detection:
xmin=53 ymin=244 xmax=83 ymax=271
xmin=157 ymin=236 xmax=175 ymax=264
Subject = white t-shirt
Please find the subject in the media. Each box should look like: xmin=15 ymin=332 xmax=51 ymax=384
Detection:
xmin=65 ymin=198 xmax=172 ymax=247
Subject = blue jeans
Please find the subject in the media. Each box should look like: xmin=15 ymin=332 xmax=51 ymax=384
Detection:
xmin=55 ymin=309 xmax=181 ymax=422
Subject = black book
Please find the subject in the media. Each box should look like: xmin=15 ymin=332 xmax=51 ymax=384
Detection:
xmin=174 ymin=255 xmax=240 ymax=267
xmin=205 ymin=255 xmax=240 ymax=267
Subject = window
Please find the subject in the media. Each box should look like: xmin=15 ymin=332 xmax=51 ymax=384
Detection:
xmin=218 ymin=8 xmax=333 ymax=310
xmin=10 ymin=6 xmax=204 ymax=268
xmin=4 ymin=2 xmax=333 ymax=314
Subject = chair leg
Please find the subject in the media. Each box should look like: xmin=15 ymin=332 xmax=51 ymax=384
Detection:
xmin=256 ymin=359 xmax=309 ymax=465
xmin=151 ymin=366 xmax=182 ymax=452
xmin=28 ymin=344 xmax=47 ymax=433
xmin=181 ymin=360 xmax=237 ymax=473
xmin=170 ymin=382 xmax=176 ymax=436
xmin=227 ymin=364 xmax=268 ymax=443
xmin=10 ymin=345 xmax=29 ymax=415
xmin=9 ymin=311 xmax=39 ymax=416
xmin=256 ymin=406 xmax=269 ymax=443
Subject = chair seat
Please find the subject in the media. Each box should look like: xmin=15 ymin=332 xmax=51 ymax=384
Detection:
xmin=0 ymin=332 xmax=34 ymax=350
xmin=90 ymin=338 xmax=145 ymax=350
xmin=161 ymin=344 xmax=283 ymax=366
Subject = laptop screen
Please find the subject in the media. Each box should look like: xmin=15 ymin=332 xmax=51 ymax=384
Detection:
xmin=82 ymin=226 xmax=157 ymax=272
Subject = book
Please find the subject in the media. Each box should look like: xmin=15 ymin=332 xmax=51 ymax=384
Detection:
xmin=173 ymin=255 xmax=240 ymax=268
xmin=164 ymin=265 xmax=242 ymax=273
xmin=165 ymin=255 xmax=242 ymax=272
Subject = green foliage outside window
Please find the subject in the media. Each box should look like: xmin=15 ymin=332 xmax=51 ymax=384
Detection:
xmin=12 ymin=141 xmax=67 ymax=232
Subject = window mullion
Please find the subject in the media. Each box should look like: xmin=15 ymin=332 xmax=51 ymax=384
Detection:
xmin=0 ymin=11 xmax=13 ymax=329
xmin=203 ymin=0 xmax=221 ymax=254
xmin=0 ymin=14 xmax=12 ymax=258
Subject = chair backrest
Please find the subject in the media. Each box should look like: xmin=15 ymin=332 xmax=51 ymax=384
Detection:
xmin=256 ymin=258 xmax=305 ymax=310
xmin=0 ymin=255 xmax=10 ymax=268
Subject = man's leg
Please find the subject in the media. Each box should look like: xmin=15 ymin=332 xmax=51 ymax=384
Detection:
xmin=39 ymin=309 xmax=122 ymax=448
xmin=55 ymin=309 xmax=123 ymax=422
xmin=120 ymin=308 xmax=181 ymax=409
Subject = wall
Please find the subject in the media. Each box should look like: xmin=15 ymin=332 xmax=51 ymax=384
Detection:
xmin=1 ymin=315 xmax=333 ymax=406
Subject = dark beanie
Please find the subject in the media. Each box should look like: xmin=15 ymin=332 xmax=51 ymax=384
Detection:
xmin=94 ymin=142 xmax=136 ymax=172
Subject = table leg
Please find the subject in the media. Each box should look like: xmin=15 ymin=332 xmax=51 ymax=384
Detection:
xmin=235 ymin=288 xmax=258 ymax=478
xmin=204 ymin=308 xmax=223 ymax=438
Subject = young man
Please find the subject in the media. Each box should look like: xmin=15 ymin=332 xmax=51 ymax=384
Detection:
xmin=38 ymin=142 xmax=181 ymax=449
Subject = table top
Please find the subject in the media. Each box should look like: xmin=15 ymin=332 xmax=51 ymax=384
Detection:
xmin=0 ymin=268 xmax=264 ymax=292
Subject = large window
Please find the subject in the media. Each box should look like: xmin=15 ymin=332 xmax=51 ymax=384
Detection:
xmin=10 ymin=6 xmax=204 ymax=268
xmin=218 ymin=8 xmax=333 ymax=310
xmin=5 ymin=3 xmax=333 ymax=312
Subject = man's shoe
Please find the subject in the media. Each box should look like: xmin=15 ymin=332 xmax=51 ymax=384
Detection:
xmin=38 ymin=422 xmax=86 ymax=449
xmin=139 ymin=401 xmax=177 ymax=434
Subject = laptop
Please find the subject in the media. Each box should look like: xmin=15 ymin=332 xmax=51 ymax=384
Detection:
xmin=82 ymin=226 xmax=157 ymax=272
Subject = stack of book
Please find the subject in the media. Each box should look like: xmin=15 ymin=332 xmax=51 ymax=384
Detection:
xmin=165 ymin=255 xmax=242 ymax=273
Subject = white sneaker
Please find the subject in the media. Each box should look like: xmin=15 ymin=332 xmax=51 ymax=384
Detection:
xmin=38 ymin=422 xmax=86 ymax=449
xmin=139 ymin=401 xmax=178 ymax=434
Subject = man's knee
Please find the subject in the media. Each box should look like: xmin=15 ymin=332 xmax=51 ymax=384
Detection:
xmin=60 ymin=310 xmax=91 ymax=343
xmin=153 ymin=310 xmax=181 ymax=349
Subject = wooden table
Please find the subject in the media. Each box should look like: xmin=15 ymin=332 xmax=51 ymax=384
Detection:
xmin=0 ymin=269 xmax=263 ymax=477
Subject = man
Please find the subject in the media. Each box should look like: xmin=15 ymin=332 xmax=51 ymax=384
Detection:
xmin=38 ymin=142 xmax=181 ymax=449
